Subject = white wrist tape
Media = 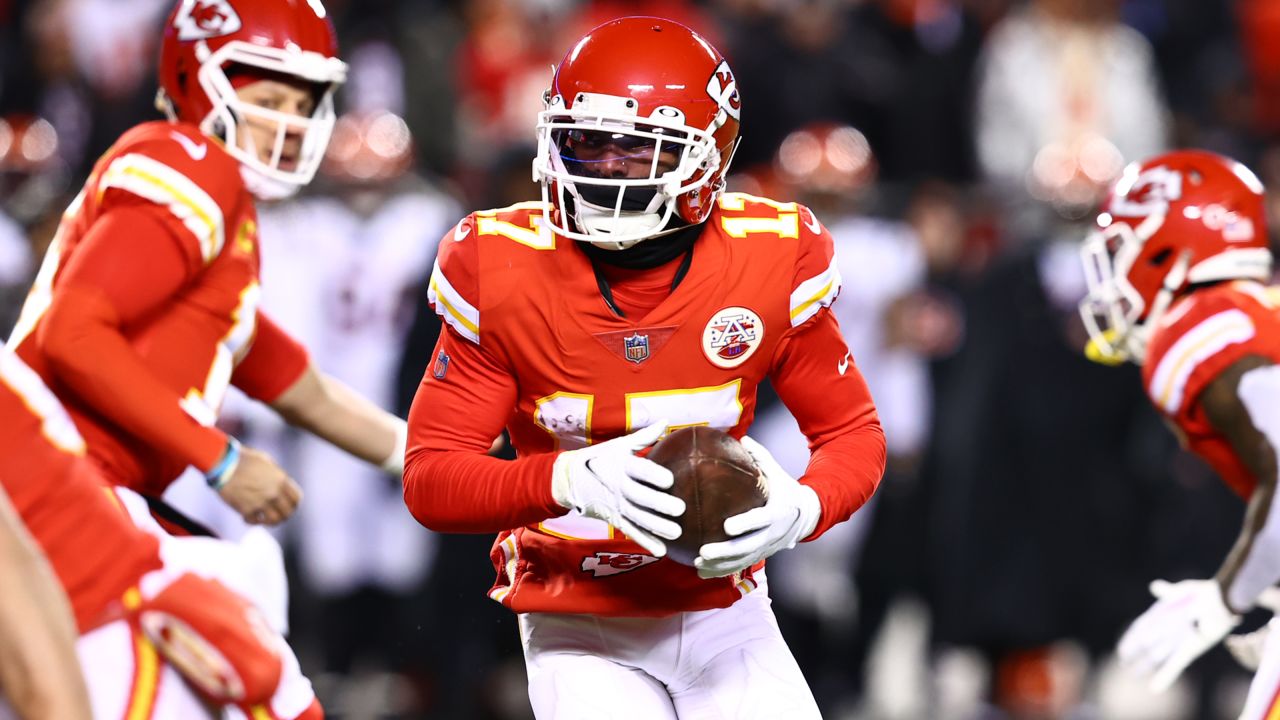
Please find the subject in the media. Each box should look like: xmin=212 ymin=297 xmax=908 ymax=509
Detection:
xmin=380 ymin=420 xmax=408 ymax=477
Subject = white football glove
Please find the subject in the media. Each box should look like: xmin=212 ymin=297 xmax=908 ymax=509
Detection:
xmin=694 ymin=436 xmax=821 ymax=579
xmin=1225 ymin=626 xmax=1269 ymax=671
xmin=1118 ymin=579 xmax=1241 ymax=692
xmin=1225 ymin=587 xmax=1280 ymax=671
xmin=550 ymin=422 xmax=685 ymax=557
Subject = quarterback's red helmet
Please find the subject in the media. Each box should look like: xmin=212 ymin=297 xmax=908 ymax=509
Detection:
xmin=1079 ymin=149 xmax=1271 ymax=363
xmin=157 ymin=0 xmax=347 ymax=198
xmin=533 ymin=17 xmax=741 ymax=250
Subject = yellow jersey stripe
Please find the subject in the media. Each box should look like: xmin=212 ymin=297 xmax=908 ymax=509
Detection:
xmin=429 ymin=278 xmax=480 ymax=337
xmin=1148 ymin=309 xmax=1254 ymax=413
xmin=99 ymin=154 xmax=225 ymax=263
xmin=789 ymin=256 xmax=841 ymax=327
xmin=789 ymin=279 xmax=835 ymax=321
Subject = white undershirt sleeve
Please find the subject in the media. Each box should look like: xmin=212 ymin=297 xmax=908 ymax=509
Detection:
xmin=1226 ymin=364 xmax=1280 ymax=611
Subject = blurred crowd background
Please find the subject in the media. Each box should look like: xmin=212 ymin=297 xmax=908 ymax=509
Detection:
xmin=3 ymin=0 xmax=1280 ymax=718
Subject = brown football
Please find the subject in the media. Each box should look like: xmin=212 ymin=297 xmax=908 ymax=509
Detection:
xmin=647 ymin=426 xmax=768 ymax=566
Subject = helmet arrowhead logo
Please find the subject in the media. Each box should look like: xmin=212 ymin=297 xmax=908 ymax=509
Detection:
xmin=174 ymin=0 xmax=242 ymax=41
xmin=706 ymin=60 xmax=741 ymax=123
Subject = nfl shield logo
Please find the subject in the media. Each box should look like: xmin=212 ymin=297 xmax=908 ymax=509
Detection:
xmin=432 ymin=350 xmax=450 ymax=379
xmin=623 ymin=333 xmax=650 ymax=364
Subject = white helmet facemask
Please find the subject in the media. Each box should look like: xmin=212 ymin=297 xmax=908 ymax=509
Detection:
xmin=534 ymin=92 xmax=721 ymax=250
xmin=192 ymin=39 xmax=347 ymax=200
xmin=1078 ymin=220 xmax=1155 ymax=364
xmin=1077 ymin=211 xmax=1197 ymax=365
xmin=1077 ymin=207 xmax=1272 ymax=365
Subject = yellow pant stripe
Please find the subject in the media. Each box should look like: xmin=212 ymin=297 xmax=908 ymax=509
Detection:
xmin=125 ymin=624 xmax=161 ymax=720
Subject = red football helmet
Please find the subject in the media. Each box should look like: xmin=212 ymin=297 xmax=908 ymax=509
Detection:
xmin=533 ymin=17 xmax=741 ymax=250
xmin=1079 ymin=149 xmax=1271 ymax=363
xmin=156 ymin=0 xmax=348 ymax=199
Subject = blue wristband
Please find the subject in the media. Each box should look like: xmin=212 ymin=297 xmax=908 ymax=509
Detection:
xmin=205 ymin=438 xmax=242 ymax=490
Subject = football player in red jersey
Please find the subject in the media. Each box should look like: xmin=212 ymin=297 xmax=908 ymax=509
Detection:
xmin=0 ymin=345 xmax=323 ymax=719
xmin=403 ymin=17 xmax=886 ymax=718
xmin=7 ymin=0 xmax=406 ymax=527
xmin=1078 ymin=149 xmax=1280 ymax=716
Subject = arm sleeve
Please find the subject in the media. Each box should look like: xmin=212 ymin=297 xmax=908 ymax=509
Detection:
xmin=230 ymin=312 xmax=310 ymax=404
xmin=787 ymin=204 xmax=841 ymax=328
xmin=1219 ymin=364 xmax=1280 ymax=611
xmin=96 ymin=132 xmax=241 ymax=268
xmin=35 ymin=206 xmax=227 ymax=472
xmin=403 ymin=326 xmax=564 ymax=533
xmin=1147 ymin=301 xmax=1257 ymax=418
xmin=769 ymin=308 xmax=886 ymax=540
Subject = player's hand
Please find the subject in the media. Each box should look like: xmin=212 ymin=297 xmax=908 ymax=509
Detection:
xmin=1226 ymin=626 xmax=1270 ymax=671
xmin=695 ymin=436 xmax=820 ymax=579
xmin=1225 ymin=588 xmax=1280 ymax=671
xmin=550 ymin=421 xmax=684 ymax=557
xmin=217 ymin=446 xmax=303 ymax=526
xmin=1118 ymin=578 xmax=1241 ymax=691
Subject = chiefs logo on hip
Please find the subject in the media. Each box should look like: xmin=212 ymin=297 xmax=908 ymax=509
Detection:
xmin=703 ymin=306 xmax=763 ymax=368
xmin=581 ymin=552 xmax=660 ymax=577
xmin=175 ymin=0 xmax=242 ymax=41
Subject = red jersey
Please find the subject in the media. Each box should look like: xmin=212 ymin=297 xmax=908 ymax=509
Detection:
xmin=1142 ymin=280 xmax=1280 ymax=497
xmin=0 ymin=348 xmax=161 ymax=631
xmin=9 ymin=121 xmax=308 ymax=496
xmin=404 ymin=195 xmax=886 ymax=617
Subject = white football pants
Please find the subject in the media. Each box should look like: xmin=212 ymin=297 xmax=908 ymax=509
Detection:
xmin=519 ymin=575 xmax=822 ymax=719
xmin=1240 ymin=616 xmax=1280 ymax=719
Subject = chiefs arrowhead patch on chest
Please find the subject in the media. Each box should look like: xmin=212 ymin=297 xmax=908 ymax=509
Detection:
xmin=702 ymin=306 xmax=764 ymax=368
xmin=581 ymin=552 xmax=660 ymax=577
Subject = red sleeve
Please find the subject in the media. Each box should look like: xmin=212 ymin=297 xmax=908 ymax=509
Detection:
xmin=403 ymin=326 xmax=565 ymax=533
xmin=36 ymin=206 xmax=227 ymax=472
xmin=1144 ymin=289 xmax=1265 ymax=420
xmin=768 ymin=308 xmax=886 ymax=540
xmin=230 ymin=312 xmax=310 ymax=404
xmin=98 ymin=125 xmax=245 ymax=269
xmin=787 ymin=204 xmax=841 ymax=328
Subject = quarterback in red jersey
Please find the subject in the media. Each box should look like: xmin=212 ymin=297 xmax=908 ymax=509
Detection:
xmin=0 ymin=346 xmax=323 ymax=719
xmin=404 ymin=17 xmax=886 ymax=718
xmin=7 ymin=0 xmax=406 ymax=527
xmin=1079 ymin=149 xmax=1280 ymax=716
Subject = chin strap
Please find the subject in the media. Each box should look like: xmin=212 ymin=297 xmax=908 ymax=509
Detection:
xmin=155 ymin=89 xmax=178 ymax=120
xmin=1128 ymin=250 xmax=1192 ymax=363
xmin=240 ymin=164 xmax=300 ymax=201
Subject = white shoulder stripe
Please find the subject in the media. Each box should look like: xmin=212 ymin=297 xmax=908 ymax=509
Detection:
xmin=789 ymin=255 xmax=842 ymax=327
xmin=0 ymin=349 xmax=85 ymax=454
xmin=1148 ymin=309 xmax=1255 ymax=414
xmin=427 ymin=258 xmax=480 ymax=344
xmin=98 ymin=153 xmax=225 ymax=264
xmin=1232 ymin=280 xmax=1278 ymax=310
